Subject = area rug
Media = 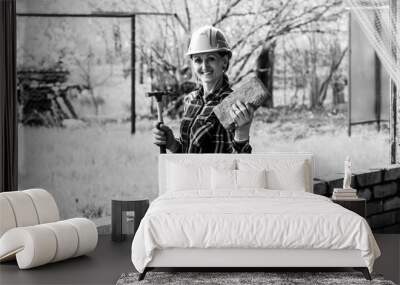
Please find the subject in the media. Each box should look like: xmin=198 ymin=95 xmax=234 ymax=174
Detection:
xmin=116 ymin=272 xmax=396 ymax=285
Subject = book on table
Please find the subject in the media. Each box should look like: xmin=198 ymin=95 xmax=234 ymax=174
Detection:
xmin=332 ymin=193 xmax=359 ymax=200
xmin=333 ymin=188 xmax=357 ymax=193
xmin=332 ymin=196 xmax=359 ymax=200
xmin=332 ymin=188 xmax=358 ymax=199
xmin=333 ymin=192 xmax=357 ymax=196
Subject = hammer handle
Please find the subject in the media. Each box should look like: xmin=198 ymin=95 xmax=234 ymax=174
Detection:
xmin=155 ymin=101 xmax=166 ymax=154
xmin=156 ymin=122 xmax=167 ymax=154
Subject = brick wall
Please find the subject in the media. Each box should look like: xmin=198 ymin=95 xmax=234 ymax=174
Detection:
xmin=313 ymin=165 xmax=400 ymax=233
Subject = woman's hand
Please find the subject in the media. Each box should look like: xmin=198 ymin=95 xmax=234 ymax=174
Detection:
xmin=229 ymin=100 xmax=255 ymax=141
xmin=152 ymin=123 xmax=179 ymax=152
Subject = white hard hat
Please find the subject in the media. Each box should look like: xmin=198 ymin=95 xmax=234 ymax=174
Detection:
xmin=186 ymin=26 xmax=232 ymax=58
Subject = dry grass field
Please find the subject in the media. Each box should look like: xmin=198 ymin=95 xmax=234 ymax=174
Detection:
xmin=18 ymin=110 xmax=388 ymax=220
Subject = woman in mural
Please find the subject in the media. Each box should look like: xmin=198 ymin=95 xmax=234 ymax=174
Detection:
xmin=153 ymin=26 xmax=254 ymax=153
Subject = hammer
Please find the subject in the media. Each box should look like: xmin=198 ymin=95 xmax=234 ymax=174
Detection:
xmin=146 ymin=91 xmax=173 ymax=153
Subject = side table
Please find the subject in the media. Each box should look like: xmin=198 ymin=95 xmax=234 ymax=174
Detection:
xmin=112 ymin=199 xmax=149 ymax=242
xmin=331 ymin=197 xmax=366 ymax=218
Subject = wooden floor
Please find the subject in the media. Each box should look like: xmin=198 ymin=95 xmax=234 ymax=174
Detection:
xmin=374 ymin=234 xmax=400 ymax=284
xmin=0 ymin=235 xmax=133 ymax=285
xmin=0 ymin=234 xmax=398 ymax=285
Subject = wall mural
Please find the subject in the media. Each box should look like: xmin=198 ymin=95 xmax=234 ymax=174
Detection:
xmin=17 ymin=0 xmax=389 ymax=222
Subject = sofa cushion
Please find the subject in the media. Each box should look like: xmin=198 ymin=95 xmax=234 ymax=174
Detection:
xmin=0 ymin=196 xmax=17 ymax=237
xmin=0 ymin=218 xmax=97 ymax=269
xmin=24 ymin=189 xmax=60 ymax=223
xmin=0 ymin=191 xmax=39 ymax=227
xmin=0 ymin=189 xmax=60 ymax=238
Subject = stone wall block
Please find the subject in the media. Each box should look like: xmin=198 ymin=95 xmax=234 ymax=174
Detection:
xmin=358 ymin=188 xmax=372 ymax=201
xmin=383 ymin=165 xmax=400 ymax=181
xmin=355 ymin=169 xmax=383 ymax=187
xmin=328 ymin=179 xmax=343 ymax=195
xmin=383 ymin=196 xmax=400 ymax=211
xmin=325 ymin=175 xmax=345 ymax=195
xmin=367 ymin=200 xmax=383 ymax=216
xmin=313 ymin=180 xmax=328 ymax=196
xmin=397 ymin=209 xmax=400 ymax=223
xmin=368 ymin=212 xmax=397 ymax=229
xmin=318 ymin=167 xmax=400 ymax=233
xmin=373 ymin=182 xmax=398 ymax=199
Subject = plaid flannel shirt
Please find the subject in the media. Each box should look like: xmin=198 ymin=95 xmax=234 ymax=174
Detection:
xmin=173 ymin=76 xmax=252 ymax=153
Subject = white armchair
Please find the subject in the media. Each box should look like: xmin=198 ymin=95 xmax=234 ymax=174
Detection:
xmin=0 ymin=189 xmax=98 ymax=269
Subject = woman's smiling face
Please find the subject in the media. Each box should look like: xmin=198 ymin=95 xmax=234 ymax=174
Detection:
xmin=191 ymin=52 xmax=227 ymax=86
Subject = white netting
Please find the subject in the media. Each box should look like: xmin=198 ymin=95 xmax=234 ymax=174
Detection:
xmin=345 ymin=0 xmax=400 ymax=88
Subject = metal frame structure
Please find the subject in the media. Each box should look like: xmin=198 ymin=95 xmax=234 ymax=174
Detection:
xmin=389 ymin=0 xmax=399 ymax=163
xmin=16 ymin=12 xmax=186 ymax=134
xmin=347 ymin=10 xmax=389 ymax=137
xmin=348 ymin=3 xmax=400 ymax=164
xmin=16 ymin=6 xmax=400 ymax=162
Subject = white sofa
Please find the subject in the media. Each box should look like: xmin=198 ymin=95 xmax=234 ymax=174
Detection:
xmin=0 ymin=188 xmax=98 ymax=269
xmin=132 ymin=153 xmax=379 ymax=281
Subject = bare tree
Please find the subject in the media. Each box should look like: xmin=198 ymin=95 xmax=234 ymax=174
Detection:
xmin=214 ymin=0 xmax=344 ymax=107
xmin=74 ymin=44 xmax=114 ymax=116
xmin=94 ymin=0 xmax=346 ymax=109
xmin=306 ymin=26 xmax=348 ymax=109
xmin=139 ymin=0 xmax=345 ymax=107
